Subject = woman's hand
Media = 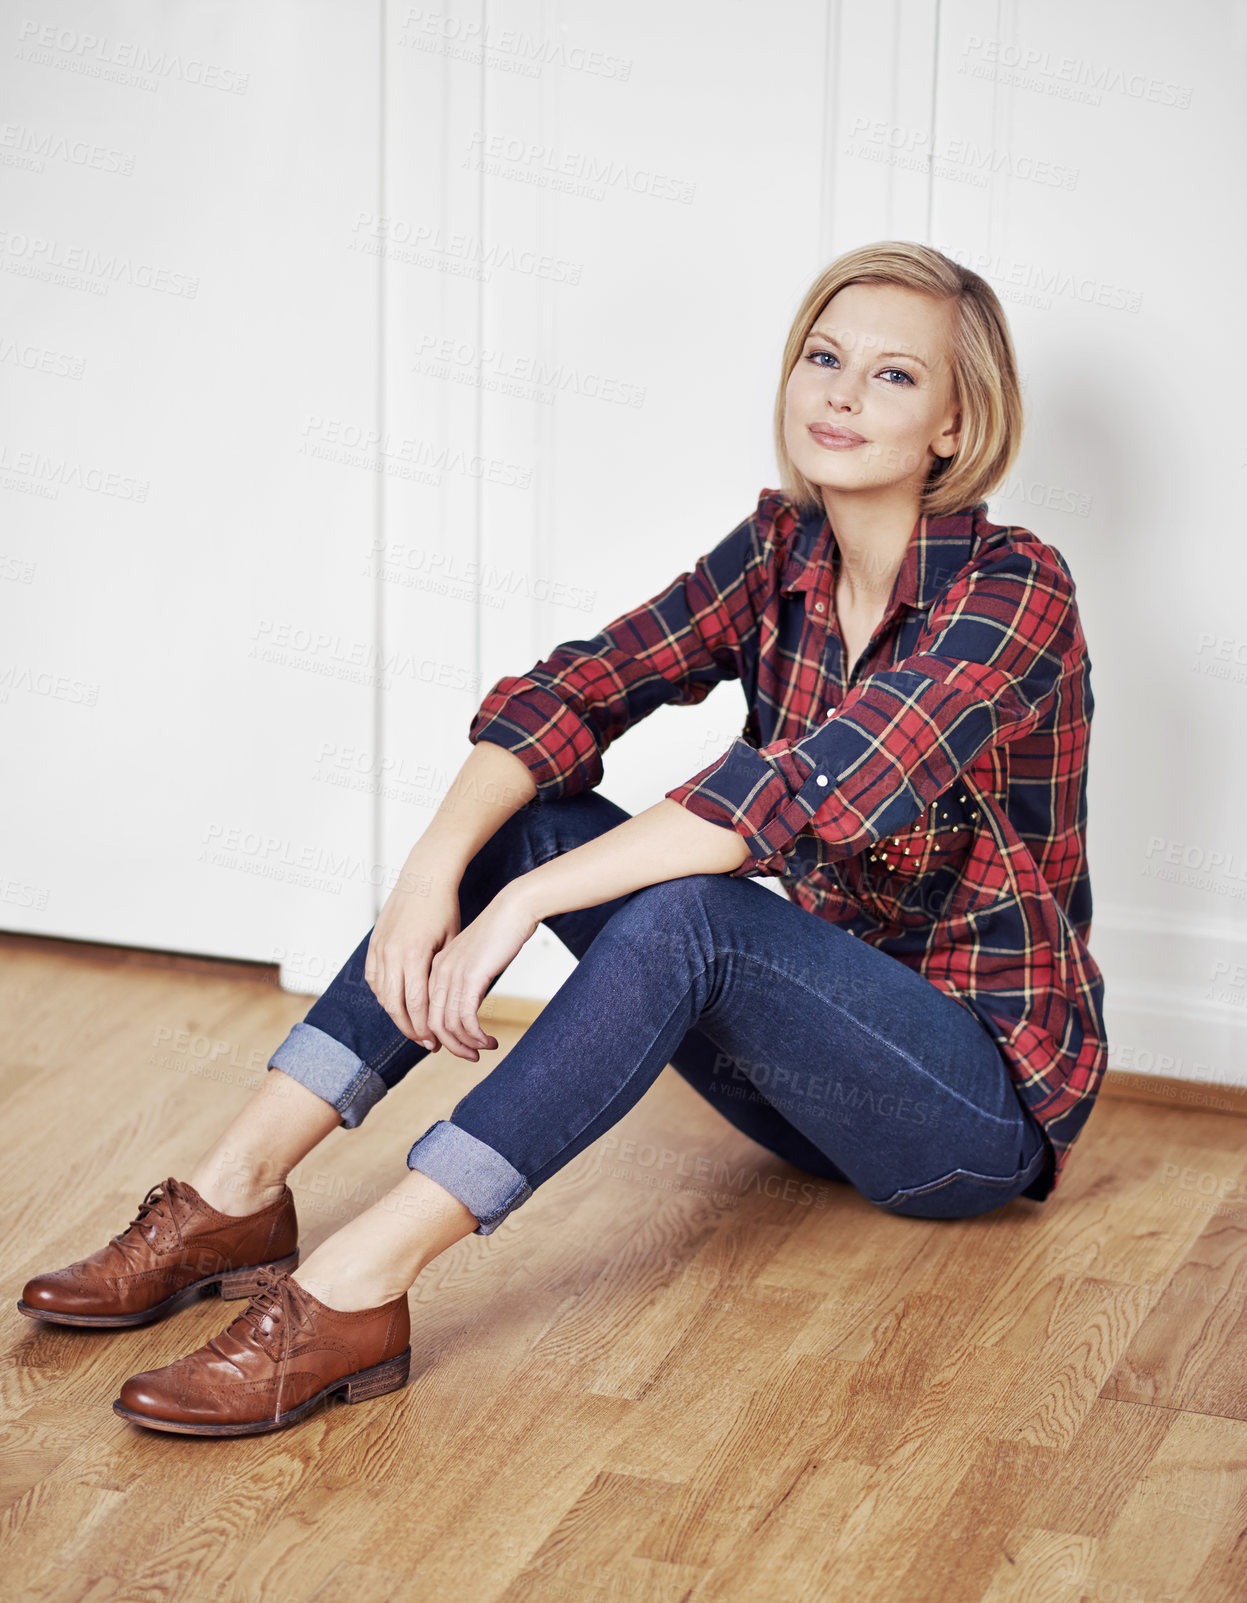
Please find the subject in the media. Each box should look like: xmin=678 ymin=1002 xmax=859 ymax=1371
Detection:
xmin=364 ymin=856 xmax=540 ymax=1063
xmin=425 ymin=888 xmax=539 ymax=1061
xmin=364 ymin=857 xmax=465 ymax=1052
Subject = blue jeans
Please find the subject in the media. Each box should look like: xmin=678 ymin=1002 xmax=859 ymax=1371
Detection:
xmin=267 ymin=790 xmax=1050 ymax=1234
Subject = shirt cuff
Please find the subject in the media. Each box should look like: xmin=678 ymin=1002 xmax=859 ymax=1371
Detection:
xmin=664 ymin=737 xmax=833 ymax=877
xmin=467 ymin=681 xmax=602 ymax=800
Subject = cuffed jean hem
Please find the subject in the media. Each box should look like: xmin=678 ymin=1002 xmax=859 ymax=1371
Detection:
xmin=406 ymin=1119 xmax=533 ymax=1236
xmin=266 ymin=1021 xmax=388 ymax=1130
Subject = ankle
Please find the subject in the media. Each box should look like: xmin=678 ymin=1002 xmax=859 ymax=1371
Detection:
xmin=290 ymin=1265 xmax=408 ymax=1312
xmin=292 ymin=1246 xmax=416 ymax=1311
xmin=186 ymin=1167 xmax=287 ymax=1218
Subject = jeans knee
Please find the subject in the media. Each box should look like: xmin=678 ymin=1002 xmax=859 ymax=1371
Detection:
xmin=476 ymin=790 xmax=630 ymax=873
xmin=463 ymin=793 xmax=561 ymax=886
xmin=603 ymin=874 xmax=724 ymax=959
xmin=484 ymin=796 xmax=542 ymax=856
xmin=618 ymin=873 xmax=721 ymax=918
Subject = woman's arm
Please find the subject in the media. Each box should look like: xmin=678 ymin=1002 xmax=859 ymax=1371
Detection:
xmin=665 ymin=535 xmax=1084 ymax=875
xmin=376 ymin=498 xmax=774 ymax=1056
xmin=500 ymin=796 xmax=751 ymax=925
xmin=405 ymin=737 xmax=538 ymax=878
xmin=370 ymin=740 xmax=750 ymax=1062
xmin=463 ymin=500 xmax=770 ymax=801
xmin=419 ymin=793 xmax=751 ymax=1061
xmin=365 ymin=740 xmax=538 ymax=1050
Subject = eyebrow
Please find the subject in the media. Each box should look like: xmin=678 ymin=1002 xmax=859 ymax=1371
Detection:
xmin=805 ymin=330 xmax=929 ymax=369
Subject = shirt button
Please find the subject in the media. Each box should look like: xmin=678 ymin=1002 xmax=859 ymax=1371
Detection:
xmin=814 ymin=602 xmax=825 ymax=612
xmin=815 ymin=775 xmax=828 ymax=786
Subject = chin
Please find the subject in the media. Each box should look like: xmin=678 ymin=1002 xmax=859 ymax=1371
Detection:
xmin=791 ymin=454 xmax=864 ymax=495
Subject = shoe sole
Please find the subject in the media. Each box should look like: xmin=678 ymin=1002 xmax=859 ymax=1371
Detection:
xmin=110 ymin=1345 xmax=412 ymax=1435
xmin=15 ymin=1250 xmax=302 ymax=1329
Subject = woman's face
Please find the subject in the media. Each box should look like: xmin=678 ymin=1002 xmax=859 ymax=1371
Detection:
xmin=783 ymin=282 xmax=962 ymax=503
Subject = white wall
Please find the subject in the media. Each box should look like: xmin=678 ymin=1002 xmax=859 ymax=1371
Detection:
xmin=3 ymin=1 xmax=1244 ymax=1096
xmin=929 ymin=1 xmax=1247 ymax=1096
xmin=1 ymin=3 xmax=383 ymax=991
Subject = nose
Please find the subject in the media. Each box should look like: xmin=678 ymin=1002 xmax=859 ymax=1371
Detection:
xmin=821 ymin=367 xmax=861 ymax=412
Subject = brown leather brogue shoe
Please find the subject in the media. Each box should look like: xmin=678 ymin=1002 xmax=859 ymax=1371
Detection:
xmin=17 ymin=1176 xmax=300 ymax=1328
xmin=112 ymin=1263 xmax=412 ymax=1435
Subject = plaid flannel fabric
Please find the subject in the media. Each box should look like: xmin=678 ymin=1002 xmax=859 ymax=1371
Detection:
xmin=466 ymin=488 xmax=1108 ymax=1199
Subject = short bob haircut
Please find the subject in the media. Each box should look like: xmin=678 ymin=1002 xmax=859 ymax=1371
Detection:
xmin=773 ymin=241 xmax=1024 ymax=520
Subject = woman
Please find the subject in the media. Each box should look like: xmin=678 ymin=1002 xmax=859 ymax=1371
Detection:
xmin=20 ymin=241 xmax=1108 ymax=1436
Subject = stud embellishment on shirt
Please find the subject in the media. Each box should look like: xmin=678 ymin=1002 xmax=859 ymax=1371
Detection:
xmin=868 ymin=794 xmax=982 ymax=868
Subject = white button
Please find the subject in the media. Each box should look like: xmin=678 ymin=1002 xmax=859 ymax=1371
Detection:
xmin=814 ymin=602 xmax=825 ymax=612
xmin=816 ymin=775 xmax=828 ymax=786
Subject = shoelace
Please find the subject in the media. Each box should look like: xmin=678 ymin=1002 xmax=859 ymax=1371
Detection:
xmin=110 ymin=1177 xmax=188 ymax=1264
xmin=214 ymin=1263 xmax=314 ymax=1362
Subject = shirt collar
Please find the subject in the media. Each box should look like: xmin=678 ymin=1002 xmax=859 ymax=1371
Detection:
xmin=778 ymin=496 xmax=987 ymax=627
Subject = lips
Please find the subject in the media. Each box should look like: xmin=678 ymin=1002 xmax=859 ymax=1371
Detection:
xmin=809 ymin=423 xmax=867 ymax=447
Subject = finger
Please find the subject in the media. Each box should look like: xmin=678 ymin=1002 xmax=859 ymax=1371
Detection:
xmin=447 ymin=970 xmax=497 ymax=1054
xmin=428 ymin=959 xmax=480 ymax=1062
xmin=423 ymin=957 xmax=455 ymax=1055
xmin=404 ymin=967 xmax=438 ymax=1053
xmin=364 ymin=929 xmax=394 ymax=1003
xmin=456 ymin=978 xmax=497 ymax=1049
xmin=375 ymin=956 xmax=419 ymax=1043
xmin=441 ymin=962 xmax=487 ymax=1055
xmin=395 ymin=945 xmax=441 ymax=1045
xmin=406 ymin=947 xmax=442 ymax=1040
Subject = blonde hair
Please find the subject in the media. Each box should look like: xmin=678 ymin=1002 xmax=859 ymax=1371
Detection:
xmin=773 ymin=241 xmax=1023 ymax=518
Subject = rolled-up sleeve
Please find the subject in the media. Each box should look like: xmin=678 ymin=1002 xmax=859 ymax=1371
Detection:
xmin=664 ymin=539 xmax=1082 ymax=879
xmin=466 ymin=503 xmax=772 ymax=800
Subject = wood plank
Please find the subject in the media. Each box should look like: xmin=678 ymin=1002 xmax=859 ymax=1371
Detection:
xmin=5 ymin=944 xmax=1247 ymax=1603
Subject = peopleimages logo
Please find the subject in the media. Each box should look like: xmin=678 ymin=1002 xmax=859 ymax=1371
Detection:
xmin=298 ymin=414 xmax=532 ymax=490
xmin=249 ymin=620 xmax=483 ymax=695
xmin=398 ymin=8 xmax=633 ymax=81
xmin=935 ymin=242 xmax=1142 ymax=313
xmin=845 ymin=117 xmax=1079 ymax=190
xmin=0 ymin=663 xmax=100 ymax=705
xmin=197 ymin=823 xmax=426 ymax=898
xmin=1142 ymin=836 xmax=1247 ymax=902
xmin=597 ymin=1132 xmax=834 ymax=1210
xmin=0 ymin=442 xmax=148 ymax=500
xmin=411 ymin=331 xmax=646 ymax=409
xmin=15 ymin=19 xmax=250 ymax=93
xmin=959 ymin=34 xmax=1192 ymax=109
xmin=0 ymin=335 xmax=86 ymax=380
xmin=463 ymin=129 xmax=696 ymax=205
xmin=0 ymin=229 xmax=198 ymax=297
xmin=0 ymin=121 xmax=135 ymax=175
xmin=365 ymin=537 xmax=597 ymax=614
xmin=349 ymin=212 xmax=584 ymax=285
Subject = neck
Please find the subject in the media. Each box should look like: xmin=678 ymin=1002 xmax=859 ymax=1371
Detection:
xmin=820 ymin=483 xmax=922 ymax=609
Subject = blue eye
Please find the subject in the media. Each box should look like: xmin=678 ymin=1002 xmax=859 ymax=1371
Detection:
xmin=805 ymin=351 xmax=915 ymax=385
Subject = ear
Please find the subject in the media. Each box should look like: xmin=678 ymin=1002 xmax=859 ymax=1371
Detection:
xmin=931 ymin=405 xmax=961 ymax=462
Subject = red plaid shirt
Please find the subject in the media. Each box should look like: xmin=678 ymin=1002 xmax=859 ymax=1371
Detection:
xmin=467 ymin=488 xmax=1108 ymax=1199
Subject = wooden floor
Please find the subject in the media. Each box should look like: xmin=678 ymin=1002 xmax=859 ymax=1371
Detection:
xmin=3 ymin=938 xmax=1247 ymax=1603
